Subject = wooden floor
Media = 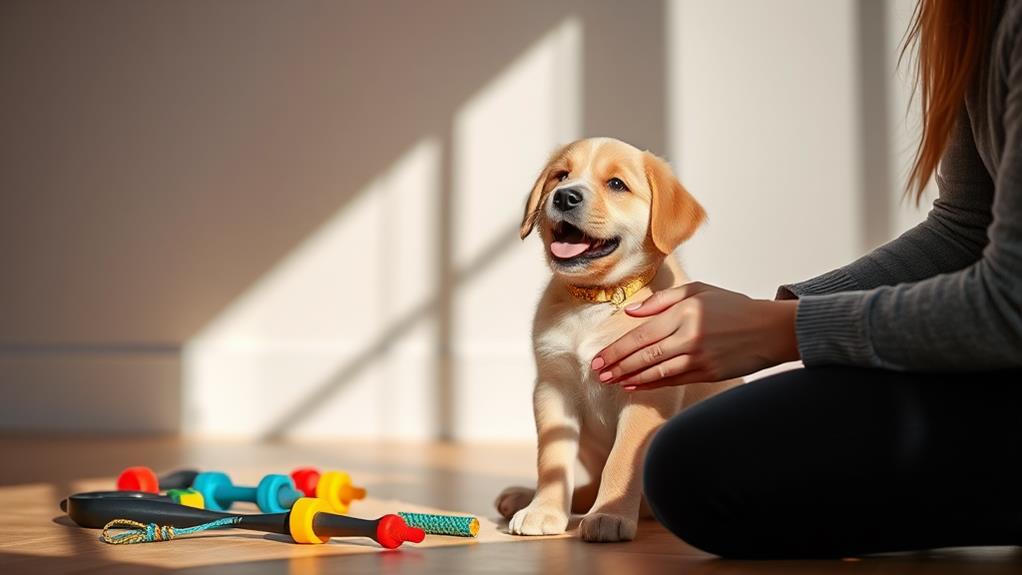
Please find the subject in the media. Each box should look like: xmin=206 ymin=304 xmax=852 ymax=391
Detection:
xmin=2 ymin=436 xmax=1021 ymax=574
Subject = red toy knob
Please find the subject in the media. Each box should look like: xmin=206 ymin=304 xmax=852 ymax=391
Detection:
xmin=290 ymin=467 xmax=320 ymax=497
xmin=117 ymin=467 xmax=159 ymax=493
xmin=376 ymin=514 xmax=425 ymax=549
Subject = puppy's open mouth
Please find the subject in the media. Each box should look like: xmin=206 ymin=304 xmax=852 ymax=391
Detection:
xmin=549 ymin=221 xmax=620 ymax=262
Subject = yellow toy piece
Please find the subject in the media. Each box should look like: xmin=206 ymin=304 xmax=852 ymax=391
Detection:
xmin=166 ymin=488 xmax=205 ymax=509
xmin=316 ymin=471 xmax=366 ymax=513
xmin=288 ymin=497 xmax=331 ymax=544
xmin=176 ymin=489 xmax=205 ymax=509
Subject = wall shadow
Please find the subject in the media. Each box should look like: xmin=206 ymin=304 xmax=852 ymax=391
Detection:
xmin=1 ymin=0 xmax=669 ymax=437
xmin=255 ymin=0 xmax=670 ymax=440
xmin=856 ymin=0 xmax=894 ymax=251
xmin=0 ymin=0 xmax=575 ymax=435
xmin=0 ymin=0 xmax=575 ymax=346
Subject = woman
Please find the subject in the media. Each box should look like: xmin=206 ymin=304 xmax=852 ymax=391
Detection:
xmin=592 ymin=0 xmax=1022 ymax=559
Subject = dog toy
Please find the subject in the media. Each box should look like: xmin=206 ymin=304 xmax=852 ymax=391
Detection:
xmin=117 ymin=466 xmax=367 ymax=513
xmin=163 ymin=488 xmax=205 ymax=509
xmin=61 ymin=492 xmax=424 ymax=548
xmin=78 ymin=489 xmax=206 ymax=509
xmin=290 ymin=467 xmax=367 ymax=513
xmin=117 ymin=467 xmax=198 ymax=493
xmin=190 ymin=471 xmax=304 ymax=514
xmin=397 ymin=511 xmax=479 ymax=537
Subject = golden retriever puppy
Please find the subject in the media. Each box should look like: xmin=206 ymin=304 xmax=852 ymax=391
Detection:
xmin=495 ymin=137 xmax=742 ymax=542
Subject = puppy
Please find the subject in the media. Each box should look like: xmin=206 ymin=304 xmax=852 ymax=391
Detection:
xmin=495 ymin=138 xmax=742 ymax=542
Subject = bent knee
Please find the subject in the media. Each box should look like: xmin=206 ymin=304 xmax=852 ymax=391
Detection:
xmin=645 ymin=414 xmax=727 ymax=547
xmin=643 ymin=411 xmax=745 ymax=557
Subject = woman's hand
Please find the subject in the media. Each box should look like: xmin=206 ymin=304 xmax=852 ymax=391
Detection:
xmin=591 ymin=282 xmax=800 ymax=390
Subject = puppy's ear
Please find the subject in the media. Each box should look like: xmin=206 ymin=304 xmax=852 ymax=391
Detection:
xmin=520 ymin=146 xmax=567 ymax=239
xmin=644 ymin=151 xmax=706 ymax=254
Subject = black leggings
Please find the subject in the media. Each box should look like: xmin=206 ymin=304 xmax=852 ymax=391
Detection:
xmin=643 ymin=366 xmax=1022 ymax=559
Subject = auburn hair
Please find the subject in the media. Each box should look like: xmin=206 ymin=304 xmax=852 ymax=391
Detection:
xmin=902 ymin=0 xmax=995 ymax=202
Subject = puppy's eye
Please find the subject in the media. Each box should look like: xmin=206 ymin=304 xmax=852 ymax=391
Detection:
xmin=556 ymin=171 xmax=569 ymax=182
xmin=607 ymin=178 xmax=628 ymax=192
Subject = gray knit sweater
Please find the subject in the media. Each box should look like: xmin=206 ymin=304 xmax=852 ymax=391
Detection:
xmin=777 ymin=0 xmax=1022 ymax=370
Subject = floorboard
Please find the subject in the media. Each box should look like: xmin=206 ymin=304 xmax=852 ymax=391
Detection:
xmin=1 ymin=436 xmax=1019 ymax=574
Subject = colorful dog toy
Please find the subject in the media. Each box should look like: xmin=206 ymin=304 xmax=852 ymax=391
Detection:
xmin=290 ymin=467 xmax=366 ymax=513
xmin=117 ymin=466 xmax=367 ymax=514
xmin=61 ymin=493 xmax=424 ymax=549
xmin=79 ymin=489 xmax=206 ymax=509
xmin=163 ymin=488 xmax=205 ymax=509
xmin=116 ymin=467 xmax=198 ymax=493
xmin=398 ymin=511 xmax=479 ymax=537
xmin=190 ymin=472 xmax=304 ymax=514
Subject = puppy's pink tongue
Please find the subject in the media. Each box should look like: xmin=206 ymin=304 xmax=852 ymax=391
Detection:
xmin=551 ymin=241 xmax=590 ymax=259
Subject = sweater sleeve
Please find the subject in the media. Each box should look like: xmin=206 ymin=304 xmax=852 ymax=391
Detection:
xmin=776 ymin=40 xmax=1022 ymax=370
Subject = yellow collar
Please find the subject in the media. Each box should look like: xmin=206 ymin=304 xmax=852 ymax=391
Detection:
xmin=565 ymin=269 xmax=657 ymax=309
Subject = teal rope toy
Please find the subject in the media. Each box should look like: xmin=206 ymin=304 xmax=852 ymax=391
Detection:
xmin=398 ymin=512 xmax=479 ymax=537
xmin=101 ymin=516 xmax=242 ymax=544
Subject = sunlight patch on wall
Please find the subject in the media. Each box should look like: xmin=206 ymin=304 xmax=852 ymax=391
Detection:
xmin=183 ymin=139 xmax=441 ymax=438
xmin=181 ymin=16 xmax=583 ymax=441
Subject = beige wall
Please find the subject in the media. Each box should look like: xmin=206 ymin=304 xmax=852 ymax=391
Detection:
xmin=671 ymin=0 xmax=927 ymax=300
xmin=1 ymin=0 xmax=926 ymax=439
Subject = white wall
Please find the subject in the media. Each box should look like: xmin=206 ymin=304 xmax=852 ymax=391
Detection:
xmin=1 ymin=0 xmax=927 ymax=440
xmin=670 ymin=0 xmax=926 ymax=300
xmin=671 ymin=0 xmax=859 ymax=297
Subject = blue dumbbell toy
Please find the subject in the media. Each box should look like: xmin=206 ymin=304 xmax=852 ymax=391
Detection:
xmin=190 ymin=471 xmax=304 ymax=513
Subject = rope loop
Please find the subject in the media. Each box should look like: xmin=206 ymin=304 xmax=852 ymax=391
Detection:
xmin=101 ymin=516 xmax=241 ymax=545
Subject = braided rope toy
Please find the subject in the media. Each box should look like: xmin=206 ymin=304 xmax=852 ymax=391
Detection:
xmin=398 ymin=512 xmax=479 ymax=537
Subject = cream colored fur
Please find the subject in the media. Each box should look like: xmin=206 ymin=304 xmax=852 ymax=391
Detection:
xmin=496 ymin=138 xmax=742 ymax=543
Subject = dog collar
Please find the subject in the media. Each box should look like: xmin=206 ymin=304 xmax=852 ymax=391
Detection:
xmin=565 ymin=269 xmax=657 ymax=309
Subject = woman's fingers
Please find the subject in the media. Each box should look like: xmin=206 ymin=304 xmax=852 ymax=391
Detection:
xmin=596 ymin=333 xmax=689 ymax=383
xmin=591 ymin=312 xmax=679 ymax=372
xmin=617 ymin=369 xmax=715 ymax=392
xmin=611 ymin=353 xmax=694 ymax=387
xmin=623 ymin=281 xmax=710 ymax=317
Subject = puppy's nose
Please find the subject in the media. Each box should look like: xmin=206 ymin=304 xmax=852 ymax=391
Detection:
xmin=552 ymin=187 xmax=584 ymax=212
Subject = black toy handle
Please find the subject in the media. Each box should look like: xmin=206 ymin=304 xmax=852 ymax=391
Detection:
xmin=62 ymin=492 xmax=288 ymax=534
xmin=60 ymin=491 xmax=424 ymax=548
xmin=159 ymin=469 xmax=199 ymax=490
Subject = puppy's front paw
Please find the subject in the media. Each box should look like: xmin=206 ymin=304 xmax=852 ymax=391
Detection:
xmin=508 ymin=503 xmax=569 ymax=536
xmin=579 ymin=512 xmax=637 ymax=542
xmin=495 ymin=485 xmax=536 ymax=520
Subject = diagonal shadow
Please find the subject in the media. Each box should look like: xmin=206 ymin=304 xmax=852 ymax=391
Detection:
xmin=259 ymin=220 xmax=524 ymax=441
xmin=0 ymin=0 xmax=669 ymax=437
xmin=0 ymin=0 xmax=575 ymax=345
xmin=257 ymin=0 xmax=671 ymax=442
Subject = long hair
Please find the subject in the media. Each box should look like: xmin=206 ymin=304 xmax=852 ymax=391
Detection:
xmin=902 ymin=0 xmax=995 ymax=202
